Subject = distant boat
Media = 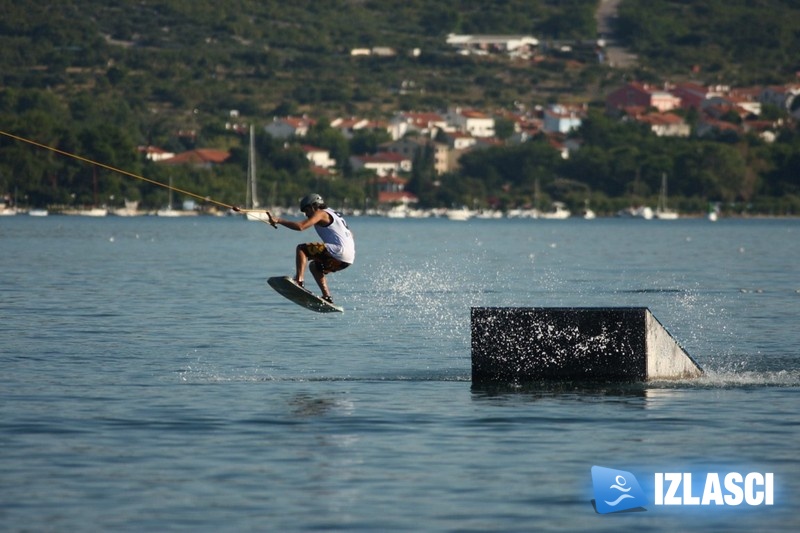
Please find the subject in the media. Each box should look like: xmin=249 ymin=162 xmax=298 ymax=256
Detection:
xmin=385 ymin=204 xmax=408 ymax=218
xmin=708 ymin=203 xmax=719 ymax=222
xmin=64 ymin=168 xmax=108 ymax=216
xmin=1 ymin=191 xmax=20 ymax=215
xmin=445 ymin=207 xmax=472 ymax=221
xmin=540 ymin=202 xmax=571 ymax=219
xmin=506 ymin=208 xmax=539 ymax=219
xmin=475 ymin=209 xmax=503 ymax=219
xmin=244 ymin=124 xmax=270 ymax=223
xmin=654 ymin=173 xmax=679 ymax=220
xmin=156 ymin=176 xmax=188 ymax=216
xmin=582 ymin=199 xmax=596 ymax=219
xmin=617 ymin=206 xmax=653 ymax=219
xmin=72 ymin=207 xmax=108 ymax=217
xmin=113 ymin=199 xmax=144 ymax=217
xmin=156 ymin=206 xmax=181 ymax=217
xmin=28 ymin=208 xmax=49 ymax=217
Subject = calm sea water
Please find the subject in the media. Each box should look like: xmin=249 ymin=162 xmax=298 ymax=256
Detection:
xmin=1 ymin=215 xmax=798 ymax=532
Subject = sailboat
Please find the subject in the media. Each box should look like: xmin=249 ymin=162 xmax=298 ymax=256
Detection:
xmin=708 ymin=202 xmax=720 ymax=222
xmin=244 ymin=125 xmax=270 ymax=223
xmin=156 ymin=176 xmax=181 ymax=216
xmin=654 ymin=172 xmax=679 ymax=220
xmin=113 ymin=199 xmax=143 ymax=217
xmin=582 ymin=199 xmax=596 ymax=220
xmin=66 ymin=168 xmax=108 ymax=216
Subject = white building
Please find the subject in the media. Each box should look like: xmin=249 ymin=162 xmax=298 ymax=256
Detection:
xmin=138 ymin=145 xmax=175 ymax=162
xmin=388 ymin=111 xmax=448 ymax=141
xmin=350 ymin=152 xmax=412 ymax=177
xmin=446 ymin=34 xmax=539 ymax=55
xmin=543 ymin=105 xmax=584 ymax=134
xmin=302 ymin=145 xmax=336 ymax=169
xmin=447 ymin=107 xmax=495 ymax=138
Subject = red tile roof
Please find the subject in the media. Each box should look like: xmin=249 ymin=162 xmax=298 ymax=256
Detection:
xmin=161 ymin=149 xmax=230 ymax=165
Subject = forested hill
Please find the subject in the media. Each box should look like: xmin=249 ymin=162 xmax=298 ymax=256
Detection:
xmin=1 ymin=1 xmax=799 ymax=214
xmin=0 ymin=0 xmax=599 ymax=118
xmin=2 ymin=0 xmax=799 ymax=118
xmin=616 ymin=0 xmax=800 ymax=85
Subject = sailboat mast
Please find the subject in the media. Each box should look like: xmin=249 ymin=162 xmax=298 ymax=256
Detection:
xmin=93 ymin=167 xmax=98 ymax=207
xmin=248 ymin=124 xmax=259 ymax=208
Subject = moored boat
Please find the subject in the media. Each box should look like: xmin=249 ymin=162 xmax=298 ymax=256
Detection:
xmin=654 ymin=173 xmax=679 ymax=220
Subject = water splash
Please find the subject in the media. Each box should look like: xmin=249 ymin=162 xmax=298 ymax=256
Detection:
xmin=356 ymin=256 xmax=480 ymax=349
xmin=692 ymin=368 xmax=800 ymax=388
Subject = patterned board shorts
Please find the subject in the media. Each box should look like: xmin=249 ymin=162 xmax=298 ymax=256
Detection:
xmin=300 ymin=242 xmax=350 ymax=273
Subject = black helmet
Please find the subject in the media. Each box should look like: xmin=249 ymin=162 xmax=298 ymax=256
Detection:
xmin=300 ymin=193 xmax=324 ymax=210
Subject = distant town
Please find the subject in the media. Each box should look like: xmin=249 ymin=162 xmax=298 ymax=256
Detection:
xmin=3 ymin=33 xmax=798 ymax=220
xmin=129 ymin=74 xmax=798 ymax=220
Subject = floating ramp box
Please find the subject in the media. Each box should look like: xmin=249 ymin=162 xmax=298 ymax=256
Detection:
xmin=471 ymin=307 xmax=702 ymax=383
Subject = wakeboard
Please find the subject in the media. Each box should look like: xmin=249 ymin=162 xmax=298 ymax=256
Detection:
xmin=267 ymin=276 xmax=344 ymax=313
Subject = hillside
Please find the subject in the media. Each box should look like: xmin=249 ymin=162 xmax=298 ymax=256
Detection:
xmin=0 ymin=0 xmax=602 ymax=118
xmin=617 ymin=0 xmax=800 ymax=86
xmin=1 ymin=0 xmax=799 ymax=214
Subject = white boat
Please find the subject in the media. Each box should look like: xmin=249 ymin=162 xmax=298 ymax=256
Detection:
xmin=385 ymin=205 xmax=408 ymax=218
xmin=245 ymin=212 xmax=270 ymax=222
xmin=28 ymin=208 xmax=49 ymax=217
xmin=540 ymin=202 xmax=571 ymax=219
xmin=243 ymin=124 xmax=271 ymax=223
xmin=654 ymin=173 xmax=679 ymax=220
xmin=1 ymin=193 xmax=19 ymax=215
xmin=64 ymin=169 xmax=108 ymax=216
xmin=156 ymin=176 xmax=194 ymax=216
xmin=582 ymin=198 xmax=597 ymax=220
xmin=73 ymin=207 xmax=108 ymax=217
xmin=616 ymin=206 xmax=653 ymax=219
xmin=445 ymin=207 xmax=472 ymax=221
xmin=113 ymin=199 xmax=144 ymax=217
xmin=654 ymin=210 xmax=678 ymax=220
xmin=475 ymin=209 xmax=503 ymax=219
xmin=581 ymin=199 xmax=596 ymax=219
xmin=406 ymin=208 xmax=431 ymax=218
xmin=618 ymin=205 xmax=653 ymax=219
xmin=156 ymin=206 xmax=181 ymax=217
xmin=708 ymin=202 xmax=720 ymax=222
xmin=507 ymin=208 xmax=539 ymax=219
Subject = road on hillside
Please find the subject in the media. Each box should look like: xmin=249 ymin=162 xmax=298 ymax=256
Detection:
xmin=595 ymin=0 xmax=637 ymax=68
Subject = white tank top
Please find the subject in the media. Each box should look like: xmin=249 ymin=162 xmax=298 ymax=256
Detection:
xmin=315 ymin=208 xmax=355 ymax=264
